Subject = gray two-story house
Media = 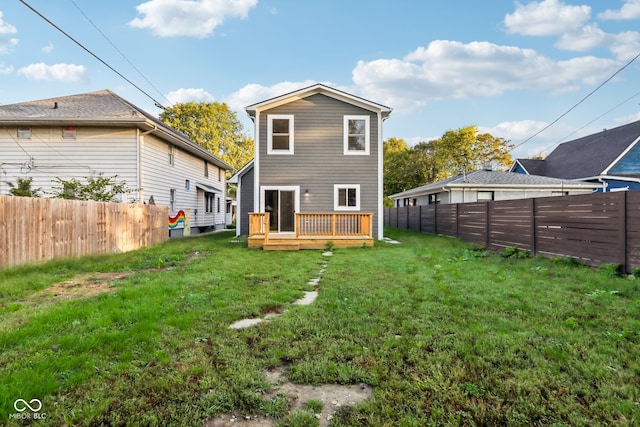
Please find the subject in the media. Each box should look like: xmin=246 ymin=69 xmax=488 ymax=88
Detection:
xmin=230 ymin=84 xmax=392 ymax=249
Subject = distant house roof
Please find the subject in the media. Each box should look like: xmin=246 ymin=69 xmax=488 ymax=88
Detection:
xmin=512 ymin=120 xmax=640 ymax=180
xmin=0 ymin=89 xmax=232 ymax=171
xmin=389 ymin=169 xmax=601 ymax=200
xmin=245 ymin=83 xmax=392 ymax=119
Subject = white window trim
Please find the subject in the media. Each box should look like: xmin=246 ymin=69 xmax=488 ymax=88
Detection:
xmin=267 ymin=114 xmax=294 ymax=155
xmin=334 ymin=184 xmax=361 ymax=211
xmin=343 ymin=115 xmax=370 ymax=155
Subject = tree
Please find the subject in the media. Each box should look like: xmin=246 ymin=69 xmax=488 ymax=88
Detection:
xmin=433 ymin=125 xmax=513 ymax=177
xmin=49 ymin=173 xmax=132 ymax=202
xmin=160 ymin=102 xmax=254 ymax=172
xmin=7 ymin=177 xmax=41 ymax=197
xmin=382 ymin=127 xmax=513 ymax=203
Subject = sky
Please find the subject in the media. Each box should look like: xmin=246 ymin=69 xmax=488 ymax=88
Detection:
xmin=1 ymin=0 xmax=639 ymax=160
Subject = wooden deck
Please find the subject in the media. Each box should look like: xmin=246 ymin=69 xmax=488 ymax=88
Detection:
xmin=248 ymin=212 xmax=374 ymax=250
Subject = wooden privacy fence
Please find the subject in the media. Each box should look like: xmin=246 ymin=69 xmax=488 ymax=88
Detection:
xmin=385 ymin=191 xmax=640 ymax=273
xmin=0 ymin=196 xmax=169 ymax=269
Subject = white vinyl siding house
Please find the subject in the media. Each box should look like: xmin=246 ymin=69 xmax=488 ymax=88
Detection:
xmin=0 ymin=90 xmax=231 ymax=236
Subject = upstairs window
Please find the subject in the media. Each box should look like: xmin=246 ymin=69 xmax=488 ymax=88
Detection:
xmin=334 ymin=184 xmax=360 ymax=211
xmin=344 ymin=115 xmax=370 ymax=155
xmin=204 ymin=161 xmax=209 ymax=177
xmin=267 ymin=115 xmax=294 ymax=154
xmin=17 ymin=126 xmax=31 ymax=139
xmin=168 ymin=145 xmax=175 ymax=166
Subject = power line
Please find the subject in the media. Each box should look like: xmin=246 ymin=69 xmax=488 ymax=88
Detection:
xmin=69 ymin=0 xmax=170 ymax=107
xmin=19 ymin=0 xmax=166 ymax=109
xmin=509 ymin=50 xmax=640 ymax=153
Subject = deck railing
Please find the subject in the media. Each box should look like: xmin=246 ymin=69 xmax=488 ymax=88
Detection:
xmin=297 ymin=212 xmax=373 ymax=237
xmin=248 ymin=212 xmax=270 ymax=242
xmin=248 ymin=212 xmax=373 ymax=238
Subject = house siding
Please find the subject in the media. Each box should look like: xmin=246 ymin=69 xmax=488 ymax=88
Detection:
xmin=141 ymin=134 xmax=226 ymax=233
xmin=258 ymin=94 xmax=380 ymax=236
xmin=0 ymin=125 xmax=138 ymax=199
xmin=238 ymin=164 xmax=255 ymax=236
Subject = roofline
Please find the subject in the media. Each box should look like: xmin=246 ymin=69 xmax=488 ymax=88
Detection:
xmin=245 ymin=83 xmax=392 ymax=118
xmin=229 ymin=159 xmax=254 ymax=183
xmin=510 ymin=159 xmax=531 ymax=174
xmin=602 ymin=134 xmax=640 ymax=175
xmin=390 ymin=182 xmax=602 ymax=199
xmin=0 ymin=94 xmax=233 ymax=171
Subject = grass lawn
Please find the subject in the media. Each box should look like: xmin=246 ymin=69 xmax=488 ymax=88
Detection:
xmin=1 ymin=228 xmax=639 ymax=426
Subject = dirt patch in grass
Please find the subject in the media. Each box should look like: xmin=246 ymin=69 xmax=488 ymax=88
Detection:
xmin=25 ymin=252 xmax=202 ymax=304
xmin=207 ymin=364 xmax=373 ymax=427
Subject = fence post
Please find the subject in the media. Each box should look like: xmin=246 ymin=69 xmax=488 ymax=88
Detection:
xmin=434 ymin=204 xmax=438 ymax=235
xmin=486 ymin=201 xmax=491 ymax=248
xmin=621 ymin=191 xmax=628 ymax=273
xmin=530 ymin=198 xmax=537 ymax=257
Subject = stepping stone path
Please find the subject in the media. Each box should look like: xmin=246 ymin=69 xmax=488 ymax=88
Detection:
xmin=229 ymin=251 xmax=332 ymax=330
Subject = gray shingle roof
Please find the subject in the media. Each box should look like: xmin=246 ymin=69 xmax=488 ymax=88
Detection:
xmin=0 ymin=90 xmax=232 ymax=170
xmin=516 ymin=120 xmax=640 ymax=179
xmin=390 ymin=169 xmax=599 ymax=199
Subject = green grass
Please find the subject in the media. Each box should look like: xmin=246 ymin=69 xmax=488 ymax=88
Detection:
xmin=1 ymin=228 xmax=639 ymax=426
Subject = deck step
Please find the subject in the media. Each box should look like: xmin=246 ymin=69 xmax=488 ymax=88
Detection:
xmin=263 ymin=242 xmax=301 ymax=251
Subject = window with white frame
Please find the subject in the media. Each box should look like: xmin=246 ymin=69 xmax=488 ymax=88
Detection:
xmin=477 ymin=191 xmax=494 ymax=201
xmin=344 ymin=115 xmax=370 ymax=155
xmin=267 ymin=115 xmax=294 ymax=154
xmin=205 ymin=193 xmax=214 ymax=213
xmin=334 ymin=184 xmax=360 ymax=211
xmin=169 ymin=189 xmax=176 ymax=211
xmin=17 ymin=126 xmax=31 ymax=139
xmin=168 ymin=145 xmax=175 ymax=166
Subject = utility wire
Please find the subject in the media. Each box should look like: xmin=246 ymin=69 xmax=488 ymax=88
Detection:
xmin=509 ymin=50 xmax=640 ymax=153
xmin=19 ymin=0 xmax=166 ymax=109
xmin=69 ymin=0 xmax=170 ymax=107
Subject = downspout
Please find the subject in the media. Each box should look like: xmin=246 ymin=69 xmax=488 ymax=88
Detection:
xmin=442 ymin=186 xmax=451 ymax=204
xmin=598 ymin=177 xmax=608 ymax=193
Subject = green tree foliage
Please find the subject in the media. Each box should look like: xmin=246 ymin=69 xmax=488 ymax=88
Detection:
xmin=7 ymin=177 xmax=41 ymax=197
xmin=428 ymin=125 xmax=514 ymax=177
xmin=49 ymin=174 xmax=132 ymax=202
xmin=159 ymin=102 xmax=254 ymax=172
xmin=383 ymin=126 xmax=513 ymax=202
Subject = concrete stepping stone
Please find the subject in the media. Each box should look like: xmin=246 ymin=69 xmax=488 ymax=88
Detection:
xmin=294 ymin=291 xmax=318 ymax=305
xmin=229 ymin=318 xmax=264 ymax=329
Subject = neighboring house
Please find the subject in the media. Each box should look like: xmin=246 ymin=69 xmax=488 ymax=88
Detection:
xmin=389 ymin=168 xmax=600 ymax=207
xmin=231 ymin=83 xmax=392 ymax=249
xmin=511 ymin=119 xmax=640 ymax=192
xmin=0 ymin=90 xmax=232 ymax=236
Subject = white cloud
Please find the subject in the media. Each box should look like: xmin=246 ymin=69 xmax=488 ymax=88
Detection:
xmin=0 ymin=11 xmax=18 ymax=55
xmin=0 ymin=37 xmax=17 ymax=55
xmin=225 ymin=80 xmax=329 ymax=112
xmin=0 ymin=11 xmax=17 ymax=35
xmin=0 ymin=62 xmax=13 ymax=74
xmin=555 ymin=24 xmax=609 ymax=51
xmin=504 ymin=0 xmax=591 ymax=36
xmin=598 ymin=0 xmax=640 ymax=20
xmin=41 ymin=42 xmax=54 ymax=54
xmin=166 ymin=88 xmax=215 ymax=105
xmin=608 ymin=31 xmax=640 ymax=61
xmin=129 ymin=0 xmax=258 ymax=38
xmin=17 ymin=63 xmax=87 ymax=82
xmin=351 ymin=40 xmax=619 ymax=113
